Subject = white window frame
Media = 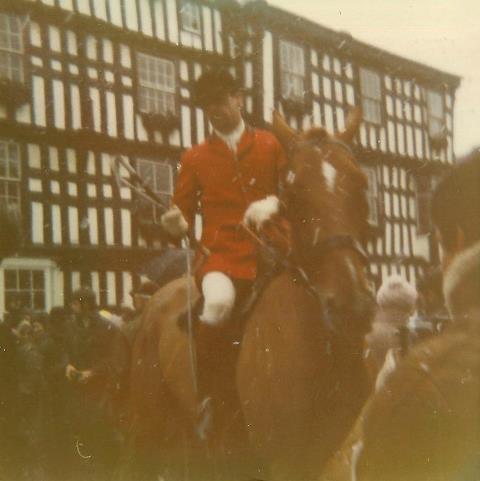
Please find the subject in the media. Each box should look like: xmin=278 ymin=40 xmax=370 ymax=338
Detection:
xmin=136 ymin=159 xmax=174 ymax=223
xmin=0 ymin=140 xmax=21 ymax=210
xmin=137 ymin=53 xmax=176 ymax=116
xmin=361 ymin=166 xmax=379 ymax=227
xmin=279 ymin=40 xmax=305 ymax=102
xmin=0 ymin=13 xmax=24 ymax=82
xmin=359 ymin=68 xmax=382 ymax=124
xmin=179 ymin=1 xmax=201 ymax=35
xmin=426 ymin=90 xmax=445 ymax=137
xmin=0 ymin=258 xmax=62 ymax=316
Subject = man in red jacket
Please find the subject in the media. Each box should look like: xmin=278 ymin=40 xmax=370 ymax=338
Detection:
xmin=161 ymin=69 xmax=287 ymax=326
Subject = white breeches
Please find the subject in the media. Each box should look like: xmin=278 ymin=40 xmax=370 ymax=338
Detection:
xmin=199 ymin=271 xmax=236 ymax=326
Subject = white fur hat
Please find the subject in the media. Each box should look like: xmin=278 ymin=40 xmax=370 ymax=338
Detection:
xmin=376 ymin=274 xmax=417 ymax=310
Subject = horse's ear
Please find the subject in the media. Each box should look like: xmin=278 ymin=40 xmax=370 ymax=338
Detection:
xmin=272 ymin=110 xmax=299 ymax=151
xmin=337 ymin=106 xmax=362 ymax=143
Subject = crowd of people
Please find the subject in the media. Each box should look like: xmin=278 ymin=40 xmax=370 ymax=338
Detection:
xmin=0 ymin=281 xmax=158 ymax=481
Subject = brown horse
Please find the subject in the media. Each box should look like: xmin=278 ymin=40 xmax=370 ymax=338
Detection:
xmin=122 ymin=108 xmax=374 ymax=481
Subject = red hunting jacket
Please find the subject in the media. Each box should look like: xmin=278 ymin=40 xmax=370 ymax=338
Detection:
xmin=173 ymin=127 xmax=287 ymax=281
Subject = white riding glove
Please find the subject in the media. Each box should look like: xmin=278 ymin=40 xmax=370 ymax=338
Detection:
xmin=160 ymin=205 xmax=189 ymax=239
xmin=243 ymin=195 xmax=280 ymax=231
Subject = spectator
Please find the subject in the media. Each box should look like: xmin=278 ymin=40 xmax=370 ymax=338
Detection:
xmin=63 ymin=286 xmax=129 ymax=481
xmin=3 ymin=293 xmax=26 ymax=329
xmin=364 ymin=274 xmax=417 ymax=389
xmin=13 ymin=318 xmax=51 ymax=481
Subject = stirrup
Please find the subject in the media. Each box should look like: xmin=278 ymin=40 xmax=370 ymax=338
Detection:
xmin=196 ymin=396 xmax=214 ymax=442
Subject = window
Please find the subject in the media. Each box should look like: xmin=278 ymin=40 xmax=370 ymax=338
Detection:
xmin=0 ymin=14 xmax=24 ymax=82
xmin=359 ymin=68 xmax=382 ymax=124
xmin=415 ymin=175 xmax=432 ymax=235
xmin=180 ymin=1 xmax=201 ymax=34
xmin=362 ymin=166 xmax=379 ymax=226
xmin=0 ymin=141 xmax=21 ymax=209
xmin=137 ymin=159 xmax=173 ymax=223
xmin=4 ymin=269 xmax=46 ymax=311
xmin=137 ymin=53 xmax=176 ymax=115
xmin=426 ymin=90 xmax=444 ymax=137
xmin=279 ymin=40 xmax=305 ymax=102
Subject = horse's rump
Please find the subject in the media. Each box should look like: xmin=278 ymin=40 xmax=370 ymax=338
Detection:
xmin=129 ymin=276 xmax=200 ymax=429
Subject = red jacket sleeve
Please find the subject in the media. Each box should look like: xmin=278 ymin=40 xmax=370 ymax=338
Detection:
xmin=172 ymin=150 xmax=199 ymax=229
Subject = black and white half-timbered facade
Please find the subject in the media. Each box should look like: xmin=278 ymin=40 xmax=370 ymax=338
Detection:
xmin=0 ymin=0 xmax=460 ymax=315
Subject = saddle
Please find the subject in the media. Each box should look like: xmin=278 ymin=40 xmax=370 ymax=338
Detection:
xmin=177 ymin=261 xmax=282 ymax=334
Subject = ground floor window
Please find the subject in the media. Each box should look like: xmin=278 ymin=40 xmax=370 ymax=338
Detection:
xmin=4 ymin=268 xmax=46 ymax=311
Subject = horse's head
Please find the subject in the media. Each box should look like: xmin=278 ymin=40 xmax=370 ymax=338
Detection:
xmin=273 ymin=108 xmax=374 ymax=336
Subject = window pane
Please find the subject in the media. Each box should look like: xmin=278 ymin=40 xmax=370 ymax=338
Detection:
xmin=155 ymin=163 xmax=172 ymax=193
xmin=19 ymin=270 xmax=31 ymax=289
xmin=33 ymin=270 xmax=45 ymax=289
xmin=137 ymin=53 xmax=175 ymax=114
xmin=4 ymin=269 xmax=17 ymax=289
xmin=33 ymin=291 xmax=45 ymax=310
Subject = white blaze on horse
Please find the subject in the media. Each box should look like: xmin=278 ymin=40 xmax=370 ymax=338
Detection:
xmin=122 ymin=108 xmax=375 ymax=481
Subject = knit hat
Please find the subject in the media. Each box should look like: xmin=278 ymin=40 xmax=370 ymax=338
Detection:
xmin=376 ymin=274 xmax=417 ymax=311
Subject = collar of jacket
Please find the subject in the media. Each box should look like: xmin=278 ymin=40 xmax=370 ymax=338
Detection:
xmin=443 ymin=239 xmax=480 ymax=318
xmin=213 ymin=118 xmax=245 ymax=151
xmin=208 ymin=123 xmax=255 ymax=159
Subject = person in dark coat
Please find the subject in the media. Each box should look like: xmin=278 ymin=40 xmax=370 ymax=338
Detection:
xmin=62 ymin=287 xmax=129 ymax=481
xmin=0 ymin=201 xmax=23 ymax=478
xmin=0 ymin=318 xmax=21 ymax=480
xmin=11 ymin=318 xmax=51 ymax=481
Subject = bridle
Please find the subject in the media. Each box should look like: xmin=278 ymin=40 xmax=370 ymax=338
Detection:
xmin=286 ymin=136 xmax=369 ymax=269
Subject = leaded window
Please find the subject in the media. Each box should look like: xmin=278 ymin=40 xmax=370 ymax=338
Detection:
xmin=137 ymin=53 xmax=176 ymax=115
xmin=279 ymin=40 xmax=305 ymax=101
xmin=180 ymin=1 xmax=201 ymax=35
xmin=137 ymin=159 xmax=173 ymax=223
xmin=359 ymin=68 xmax=382 ymax=124
xmin=415 ymin=175 xmax=432 ymax=235
xmin=4 ymin=269 xmax=46 ymax=311
xmin=426 ymin=90 xmax=444 ymax=137
xmin=362 ymin=166 xmax=380 ymax=226
xmin=0 ymin=14 xmax=23 ymax=82
xmin=0 ymin=141 xmax=21 ymax=209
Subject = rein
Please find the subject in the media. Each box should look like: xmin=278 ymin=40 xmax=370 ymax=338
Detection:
xmin=241 ymin=223 xmax=360 ymax=334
